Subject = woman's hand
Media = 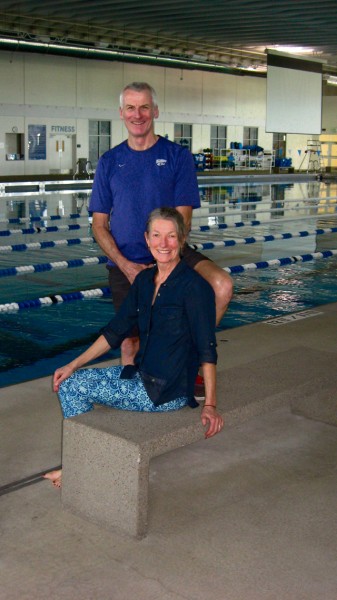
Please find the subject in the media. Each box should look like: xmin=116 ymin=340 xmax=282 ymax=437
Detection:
xmin=52 ymin=334 xmax=112 ymax=393
xmin=201 ymin=405 xmax=224 ymax=438
xmin=53 ymin=364 xmax=76 ymax=392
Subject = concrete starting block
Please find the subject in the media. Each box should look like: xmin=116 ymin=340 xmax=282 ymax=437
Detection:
xmin=61 ymin=404 xmax=210 ymax=538
xmin=62 ymin=346 xmax=326 ymax=538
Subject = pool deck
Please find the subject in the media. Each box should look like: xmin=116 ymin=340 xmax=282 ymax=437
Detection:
xmin=1 ymin=302 xmax=337 ymax=600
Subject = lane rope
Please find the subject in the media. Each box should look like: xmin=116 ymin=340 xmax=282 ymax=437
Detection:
xmin=0 ymin=236 xmax=95 ymax=253
xmin=2 ymin=226 xmax=337 ymax=273
xmin=0 ymin=223 xmax=89 ymax=236
xmin=193 ymin=204 xmax=337 ymax=221
xmin=190 ymin=213 xmax=337 ymax=232
xmin=0 ymin=255 xmax=107 ymax=278
xmin=0 ymin=213 xmax=83 ymax=224
xmin=0 ymin=287 xmax=111 ymax=312
xmin=2 ymin=227 xmax=337 ymax=254
xmin=190 ymin=227 xmax=337 ymax=250
xmin=223 ymin=249 xmax=337 ymax=274
xmin=1 ymin=249 xmax=336 ymax=312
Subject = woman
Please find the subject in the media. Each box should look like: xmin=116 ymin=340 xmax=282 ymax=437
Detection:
xmin=45 ymin=207 xmax=224 ymax=488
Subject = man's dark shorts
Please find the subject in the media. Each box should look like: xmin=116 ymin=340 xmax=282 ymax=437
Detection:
xmin=108 ymin=244 xmax=210 ymax=312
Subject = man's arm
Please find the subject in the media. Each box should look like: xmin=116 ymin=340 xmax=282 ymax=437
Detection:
xmin=92 ymin=212 xmax=150 ymax=283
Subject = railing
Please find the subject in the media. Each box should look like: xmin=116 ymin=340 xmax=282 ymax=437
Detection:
xmin=0 ymin=180 xmax=92 ymax=197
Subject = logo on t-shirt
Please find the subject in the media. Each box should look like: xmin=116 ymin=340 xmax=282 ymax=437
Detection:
xmin=156 ymin=159 xmax=167 ymax=167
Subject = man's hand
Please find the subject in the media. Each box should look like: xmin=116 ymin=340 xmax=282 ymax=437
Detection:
xmin=122 ymin=260 xmax=154 ymax=284
xmin=91 ymin=213 xmax=154 ymax=284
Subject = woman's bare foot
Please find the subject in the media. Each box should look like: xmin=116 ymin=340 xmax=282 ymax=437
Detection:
xmin=43 ymin=469 xmax=62 ymax=488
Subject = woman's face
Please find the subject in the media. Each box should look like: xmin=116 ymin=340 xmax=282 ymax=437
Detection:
xmin=145 ymin=218 xmax=182 ymax=267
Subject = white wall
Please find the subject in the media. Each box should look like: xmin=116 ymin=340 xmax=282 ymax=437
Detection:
xmin=0 ymin=50 xmax=336 ymax=176
xmin=322 ymin=96 xmax=337 ymax=133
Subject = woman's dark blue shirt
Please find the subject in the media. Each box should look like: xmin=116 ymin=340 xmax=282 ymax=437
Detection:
xmin=101 ymin=260 xmax=217 ymax=407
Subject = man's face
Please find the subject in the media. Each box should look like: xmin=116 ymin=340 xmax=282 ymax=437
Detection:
xmin=119 ymin=89 xmax=159 ymax=139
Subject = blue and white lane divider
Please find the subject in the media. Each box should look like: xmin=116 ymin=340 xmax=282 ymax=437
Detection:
xmin=2 ymin=227 xmax=337 ymax=254
xmin=190 ymin=227 xmax=337 ymax=250
xmin=193 ymin=204 xmax=337 ymax=221
xmin=2 ymin=225 xmax=337 ymax=277
xmin=0 ymin=223 xmax=89 ymax=236
xmin=190 ymin=214 xmax=336 ymax=232
xmin=222 ymin=249 xmax=337 ymax=274
xmin=1 ymin=210 xmax=334 ymax=237
xmin=1 ymin=249 xmax=337 ymax=312
xmin=0 ymin=236 xmax=95 ymax=253
xmin=0 ymin=287 xmax=112 ymax=312
xmin=0 ymin=213 xmax=83 ymax=224
xmin=0 ymin=256 xmax=108 ymax=278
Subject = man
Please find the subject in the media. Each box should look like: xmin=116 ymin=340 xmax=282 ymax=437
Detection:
xmin=89 ymin=82 xmax=233 ymax=391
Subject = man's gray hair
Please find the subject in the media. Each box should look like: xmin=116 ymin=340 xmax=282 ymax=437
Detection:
xmin=119 ymin=82 xmax=158 ymax=108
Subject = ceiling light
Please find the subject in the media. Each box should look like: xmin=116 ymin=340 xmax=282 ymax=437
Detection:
xmin=95 ymin=41 xmax=109 ymax=49
xmin=270 ymin=45 xmax=319 ymax=56
xmin=36 ymin=35 xmax=51 ymax=43
xmin=0 ymin=35 xmax=267 ymax=76
xmin=327 ymin=75 xmax=337 ymax=85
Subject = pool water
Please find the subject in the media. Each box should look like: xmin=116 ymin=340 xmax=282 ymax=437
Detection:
xmin=1 ymin=179 xmax=337 ymax=388
xmin=225 ymin=256 xmax=337 ymax=327
xmin=1 ymin=255 xmax=337 ymax=388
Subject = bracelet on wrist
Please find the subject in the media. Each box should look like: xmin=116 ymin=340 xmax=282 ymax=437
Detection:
xmin=203 ymin=404 xmax=216 ymax=408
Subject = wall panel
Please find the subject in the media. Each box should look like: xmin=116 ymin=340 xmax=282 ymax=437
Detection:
xmin=77 ymin=60 xmax=123 ymax=110
xmin=24 ymin=55 xmax=77 ymax=106
xmin=0 ymin=52 xmax=25 ymax=104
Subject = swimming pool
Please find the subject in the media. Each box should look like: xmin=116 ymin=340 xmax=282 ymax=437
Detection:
xmin=1 ymin=179 xmax=337 ymax=388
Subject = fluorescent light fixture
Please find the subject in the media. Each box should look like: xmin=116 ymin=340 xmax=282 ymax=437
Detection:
xmin=327 ymin=75 xmax=337 ymax=85
xmin=36 ymin=35 xmax=51 ymax=43
xmin=95 ymin=41 xmax=109 ymax=49
xmin=270 ymin=45 xmax=319 ymax=55
xmin=0 ymin=35 xmax=265 ymax=76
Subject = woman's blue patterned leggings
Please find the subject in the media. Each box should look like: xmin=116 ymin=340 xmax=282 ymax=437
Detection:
xmin=58 ymin=366 xmax=188 ymax=418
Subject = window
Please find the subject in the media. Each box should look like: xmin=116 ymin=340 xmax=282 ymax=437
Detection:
xmin=210 ymin=125 xmax=227 ymax=154
xmin=89 ymin=120 xmax=111 ymax=168
xmin=243 ymin=127 xmax=258 ymax=147
xmin=28 ymin=125 xmax=46 ymax=160
xmin=5 ymin=132 xmax=24 ymax=160
xmin=273 ymin=133 xmax=286 ymax=159
xmin=174 ymin=123 xmax=192 ymax=150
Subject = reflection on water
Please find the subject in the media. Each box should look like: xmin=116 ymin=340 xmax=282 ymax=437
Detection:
xmin=197 ymin=179 xmax=337 ymax=226
xmin=1 ymin=191 xmax=92 ymax=227
xmin=224 ymin=256 xmax=337 ymax=329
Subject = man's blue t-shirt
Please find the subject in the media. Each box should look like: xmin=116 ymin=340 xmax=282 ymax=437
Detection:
xmin=89 ymin=136 xmax=200 ymax=266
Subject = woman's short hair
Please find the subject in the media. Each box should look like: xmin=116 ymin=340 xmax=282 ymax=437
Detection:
xmin=146 ymin=207 xmax=186 ymax=245
xmin=120 ymin=82 xmax=158 ymax=108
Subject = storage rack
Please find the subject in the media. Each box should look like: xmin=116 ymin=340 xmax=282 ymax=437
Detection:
xmin=218 ymin=148 xmax=275 ymax=171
